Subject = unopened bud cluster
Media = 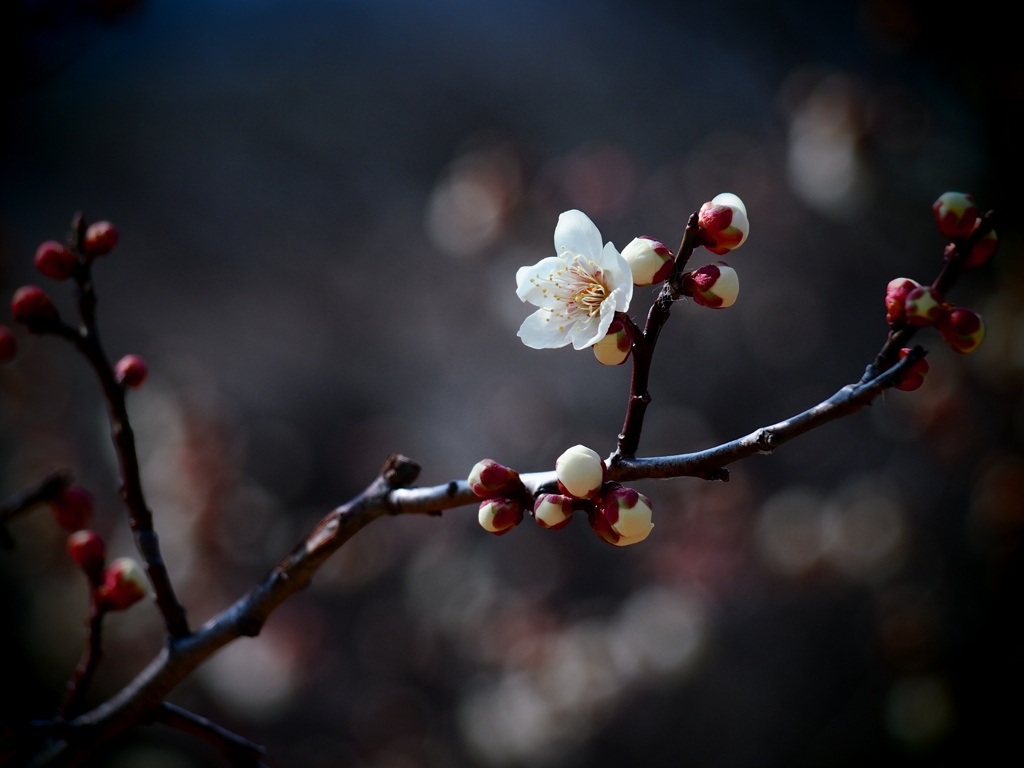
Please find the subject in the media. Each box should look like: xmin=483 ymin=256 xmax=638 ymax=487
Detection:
xmin=468 ymin=446 xmax=654 ymax=547
xmin=880 ymin=191 xmax=994 ymax=393
xmin=931 ymin=192 xmax=998 ymax=268
xmin=65 ymin=528 xmax=147 ymax=611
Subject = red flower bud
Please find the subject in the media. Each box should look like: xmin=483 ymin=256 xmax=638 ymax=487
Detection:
xmin=884 ymin=277 xmax=920 ymax=327
xmin=468 ymin=459 xmax=522 ymax=499
xmin=903 ymin=286 xmax=943 ymax=327
xmin=684 ymin=262 xmax=740 ymax=309
xmin=83 ymin=221 xmax=119 ymax=256
xmin=588 ymin=483 xmax=654 ymax=546
xmin=34 ymin=241 xmax=78 ymax=281
xmin=891 ymin=348 xmax=929 ymax=392
xmin=963 ymin=225 xmax=997 ymax=269
xmin=937 ymin=307 xmax=985 ymax=354
xmin=98 ymin=557 xmax=147 ymax=610
xmin=67 ymin=530 xmax=106 ymax=578
xmin=931 ymin=192 xmax=978 ymax=239
xmin=533 ymin=493 xmax=574 ymax=530
xmin=478 ymin=497 xmax=525 ymax=536
xmin=10 ymin=286 xmax=57 ymax=325
xmin=0 ymin=325 xmax=16 ymax=362
xmin=698 ymin=193 xmax=749 ymax=255
xmin=114 ymin=354 xmax=148 ymax=388
xmin=50 ymin=486 xmax=95 ymax=532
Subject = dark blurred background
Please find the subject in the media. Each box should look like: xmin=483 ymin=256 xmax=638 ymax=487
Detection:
xmin=2 ymin=1 xmax=1022 ymax=766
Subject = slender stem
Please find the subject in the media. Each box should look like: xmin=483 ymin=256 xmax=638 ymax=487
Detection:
xmin=0 ymin=471 xmax=72 ymax=549
xmin=613 ymin=211 xmax=701 ymax=460
xmin=64 ymin=253 xmax=189 ymax=638
xmin=57 ymin=590 xmax=107 ymax=719
xmin=156 ymin=704 xmax=267 ymax=766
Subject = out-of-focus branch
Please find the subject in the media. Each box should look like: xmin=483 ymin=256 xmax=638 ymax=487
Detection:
xmin=33 ymin=215 xmax=191 ymax=639
xmin=155 ymin=704 xmax=267 ymax=767
xmin=0 ymin=471 xmax=72 ymax=549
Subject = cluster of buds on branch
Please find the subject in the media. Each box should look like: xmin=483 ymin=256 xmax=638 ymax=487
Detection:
xmin=875 ymin=192 xmax=996 ymax=391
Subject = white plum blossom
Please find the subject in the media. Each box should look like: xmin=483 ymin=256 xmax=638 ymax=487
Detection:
xmin=516 ymin=210 xmax=633 ymax=350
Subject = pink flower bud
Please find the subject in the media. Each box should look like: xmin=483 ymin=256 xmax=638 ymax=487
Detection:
xmin=98 ymin=557 xmax=148 ymax=610
xmin=468 ymin=459 xmax=522 ymax=499
xmin=555 ymin=444 xmax=606 ymax=499
xmin=932 ymin=192 xmax=978 ymax=239
xmin=903 ymin=285 xmax=943 ymax=327
xmin=0 ymin=325 xmax=16 ymax=362
xmin=684 ymin=262 xmax=740 ymax=309
xmin=114 ymin=354 xmax=148 ymax=388
xmin=698 ymin=193 xmax=749 ymax=255
xmin=34 ymin=241 xmax=78 ymax=281
xmin=533 ymin=493 xmax=574 ymax=530
xmin=621 ymin=236 xmax=674 ymax=286
xmin=478 ymin=497 xmax=525 ymax=536
xmin=83 ymin=221 xmax=119 ymax=256
xmin=50 ymin=486 xmax=95 ymax=532
xmin=10 ymin=286 xmax=57 ymax=325
xmin=67 ymin=530 xmax=106 ymax=578
xmin=891 ymin=348 xmax=929 ymax=392
xmin=884 ymin=277 xmax=921 ymax=327
xmin=592 ymin=316 xmax=633 ymax=366
xmin=937 ymin=307 xmax=985 ymax=354
xmin=963 ymin=224 xmax=997 ymax=268
xmin=588 ymin=483 xmax=654 ymax=546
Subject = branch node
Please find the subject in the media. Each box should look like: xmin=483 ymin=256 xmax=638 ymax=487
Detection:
xmin=754 ymin=428 xmax=775 ymax=454
xmin=382 ymin=454 xmax=421 ymax=487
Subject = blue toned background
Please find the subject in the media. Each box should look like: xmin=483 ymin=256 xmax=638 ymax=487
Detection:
xmin=2 ymin=1 xmax=1021 ymax=766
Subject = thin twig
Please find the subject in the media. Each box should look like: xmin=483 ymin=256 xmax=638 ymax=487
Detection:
xmin=0 ymin=471 xmax=73 ymax=550
xmin=33 ymin=217 xmax=192 ymax=639
xmin=614 ymin=211 xmax=701 ymax=460
xmin=156 ymin=704 xmax=267 ymax=766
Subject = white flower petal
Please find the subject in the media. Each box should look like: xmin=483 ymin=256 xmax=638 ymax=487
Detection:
xmin=517 ymin=308 xmax=572 ymax=349
xmin=516 ymin=256 xmax=573 ymax=308
xmin=569 ymin=302 xmax=615 ymax=349
xmin=554 ymin=210 xmax=603 ymax=262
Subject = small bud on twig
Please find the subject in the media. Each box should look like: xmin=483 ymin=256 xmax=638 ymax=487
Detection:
xmin=533 ymin=493 xmax=574 ymax=530
xmin=477 ymin=497 xmax=525 ymax=536
xmin=98 ymin=557 xmax=148 ymax=610
xmin=931 ymin=192 xmax=978 ymax=239
xmin=891 ymin=348 xmax=929 ymax=392
xmin=83 ymin=221 xmax=120 ymax=257
xmin=621 ymin=236 xmax=673 ymax=286
xmin=114 ymin=354 xmax=148 ymax=388
xmin=885 ymin=277 xmax=921 ymax=327
xmin=555 ymin=445 xmax=606 ymax=499
xmin=34 ymin=242 xmax=78 ymax=281
xmin=903 ymin=285 xmax=943 ymax=327
xmin=11 ymin=286 xmax=58 ymax=326
xmin=467 ymin=459 xmax=522 ymax=499
xmin=68 ymin=530 xmax=107 ymax=580
xmin=588 ymin=483 xmax=654 ymax=546
xmin=698 ymin=193 xmax=749 ymax=255
xmin=937 ymin=307 xmax=985 ymax=354
xmin=50 ymin=486 xmax=95 ymax=532
xmin=684 ymin=262 xmax=740 ymax=309
xmin=593 ymin=316 xmax=633 ymax=365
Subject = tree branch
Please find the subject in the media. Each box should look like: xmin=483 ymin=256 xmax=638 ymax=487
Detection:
xmin=0 ymin=471 xmax=72 ymax=549
xmin=155 ymin=704 xmax=267 ymax=767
